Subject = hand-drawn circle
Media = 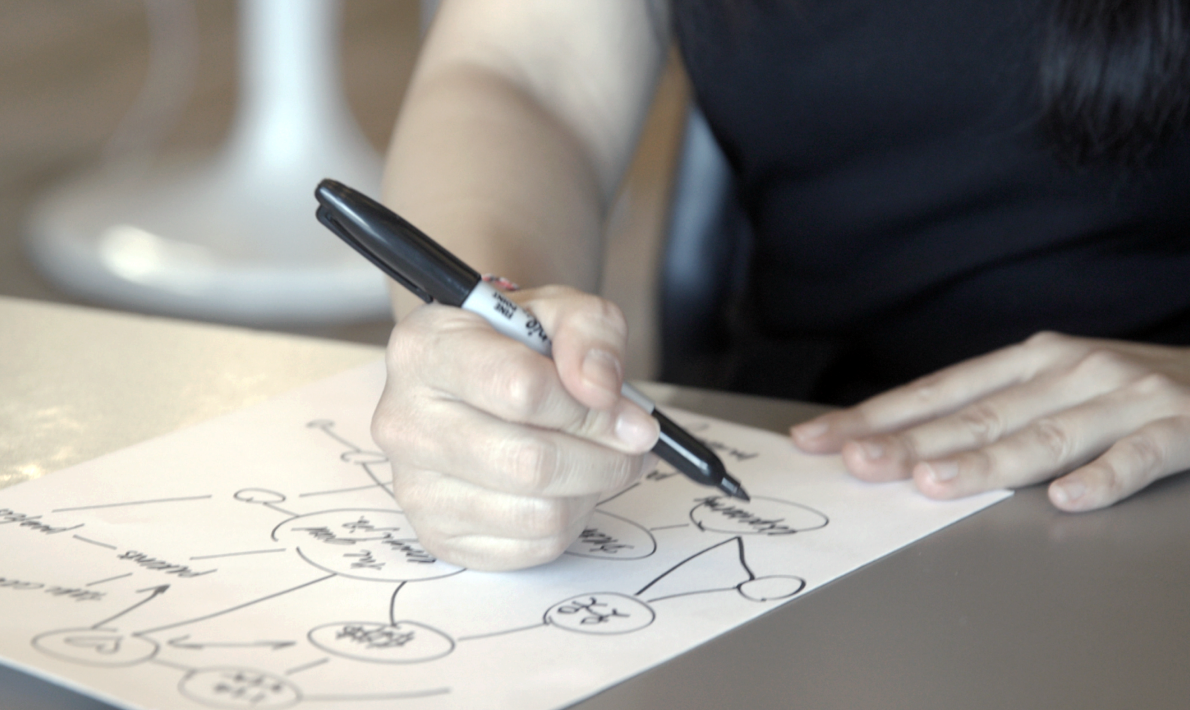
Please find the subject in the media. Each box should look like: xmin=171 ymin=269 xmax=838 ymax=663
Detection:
xmin=689 ymin=496 xmax=828 ymax=536
xmin=179 ymin=667 xmax=300 ymax=708
xmin=33 ymin=628 xmax=158 ymax=667
xmin=564 ymin=511 xmax=657 ymax=560
xmin=273 ymin=509 xmax=464 ymax=582
xmin=234 ymin=488 xmax=287 ymax=504
xmin=340 ymin=451 xmax=389 ymax=465
xmin=309 ymin=620 xmax=454 ymax=663
xmin=545 ymin=592 xmax=654 ymax=634
xmin=737 ymin=575 xmax=806 ymax=602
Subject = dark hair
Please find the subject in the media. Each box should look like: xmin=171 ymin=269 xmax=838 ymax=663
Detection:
xmin=1040 ymin=0 xmax=1190 ymax=167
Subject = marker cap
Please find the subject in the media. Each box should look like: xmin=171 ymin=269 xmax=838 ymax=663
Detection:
xmin=314 ymin=179 xmax=480 ymax=306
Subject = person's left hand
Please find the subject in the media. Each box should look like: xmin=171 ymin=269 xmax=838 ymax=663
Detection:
xmin=789 ymin=332 xmax=1190 ymax=511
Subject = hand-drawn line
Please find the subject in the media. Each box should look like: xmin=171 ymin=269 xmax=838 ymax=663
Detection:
xmin=73 ymin=535 xmax=117 ymax=549
xmin=355 ymin=464 xmax=395 ymax=502
xmin=299 ymin=482 xmax=393 ymax=498
xmin=307 ymin=419 xmax=371 ymax=454
xmin=189 ymin=548 xmax=287 ymax=561
xmin=637 ymin=537 xmax=740 ymax=598
xmin=93 ymin=585 xmax=170 ymax=629
xmin=86 ymin=573 xmax=133 ymax=587
xmin=596 ymin=482 xmax=640 ymax=506
xmin=168 ymin=635 xmax=295 ymax=651
xmin=299 ymin=478 xmax=395 ymax=500
xmin=306 ymin=420 xmax=396 ymax=502
xmin=266 ymin=502 xmax=298 ymax=517
xmin=303 ymin=688 xmax=451 ymax=702
xmin=388 ymin=582 xmax=406 ymax=626
xmin=649 ymin=523 xmax=690 ymax=531
xmin=455 ymin=622 xmax=547 ymax=642
xmin=636 ymin=536 xmax=806 ymax=604
xmin=134 ymin=574 xmax=335 ymax=637
xmin=53 ymin=495 xmax=213 ymax=513
xmin=285 ymin=657 xmax=329 ymax=676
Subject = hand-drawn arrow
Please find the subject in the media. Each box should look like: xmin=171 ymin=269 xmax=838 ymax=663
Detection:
xmin=167 ymin=635 xmax=295 ymax=650
xmin=91 ymin=585 xmax=170 ymax=630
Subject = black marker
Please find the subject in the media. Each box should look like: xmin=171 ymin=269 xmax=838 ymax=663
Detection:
xmin=314 ymin=179 xmax=750 ymax=502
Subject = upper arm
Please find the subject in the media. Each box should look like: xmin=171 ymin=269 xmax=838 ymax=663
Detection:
xmin=412 ymin=0 xmax=671 ymax=200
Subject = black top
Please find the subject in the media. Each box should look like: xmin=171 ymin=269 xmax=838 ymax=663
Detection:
xmin=671 ymin=0 xmax=1190 ymax=404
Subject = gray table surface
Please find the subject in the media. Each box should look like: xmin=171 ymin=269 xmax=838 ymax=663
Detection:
xmin=2 ymin=295 xmax=1187 ymax=709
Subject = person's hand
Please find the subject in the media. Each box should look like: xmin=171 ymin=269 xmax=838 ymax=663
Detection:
xmin=790 ymin=332 xmax=1190 ymax=511
xmin=371 ymin=286 xmax=659 ymax=571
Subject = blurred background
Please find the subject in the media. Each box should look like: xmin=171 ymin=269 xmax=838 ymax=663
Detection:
xmin=0 ymin=0 xmax=689 ymax=380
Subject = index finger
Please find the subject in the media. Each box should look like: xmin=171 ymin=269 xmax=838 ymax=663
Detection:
xmin=394 ymin=302 xmax=658 ymax=454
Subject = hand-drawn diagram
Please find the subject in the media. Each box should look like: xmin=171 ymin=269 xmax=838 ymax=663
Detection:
xmin=0 ymin=363 xmax=1009 ymax=710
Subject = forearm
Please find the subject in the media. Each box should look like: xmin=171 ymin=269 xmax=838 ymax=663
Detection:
xmin=383 ymin=67 xmax=606 ymax=315
xmin=380 ymin=0 xmax=668 ymax=318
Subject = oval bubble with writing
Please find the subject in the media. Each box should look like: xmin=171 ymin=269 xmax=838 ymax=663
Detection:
xmin=309 ymin=620 xmax=454 ymax=663
xmin=689 ymin=496 xmax=828 ymax=535
xmin=564 ymin=511 xmax=656 ymax=560
xmin=273 ymin=510 xmax=463 ymax=582
xmin=33 ymin=628 xmax=158 ymax=667
xmin=737 ymin=575 xmax=806 ymax=602
xmin=545 ymin=592 xmax=654 ymax=634
xmin=179 ymin=667 xmax=300 ymax=709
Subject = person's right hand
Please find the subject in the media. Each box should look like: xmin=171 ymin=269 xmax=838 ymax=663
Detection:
xmin=371 ymin=286 xmax=660 ymax=571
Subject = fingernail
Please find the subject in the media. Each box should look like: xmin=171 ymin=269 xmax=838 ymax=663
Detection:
xmin=615 ymin=406 xmax=658 ymax=451
xmin=793 ymin=420 xmax=828 ymax=440
xmin=859 ymin=439 xmax=885 ymax=461
xmin=582 ymin=349 xmax=621 ymax=397
xmin=1052 ymin=480 xmax=1086 ymax=506
xmin=925 ymin=460 xmax=958 ymax=482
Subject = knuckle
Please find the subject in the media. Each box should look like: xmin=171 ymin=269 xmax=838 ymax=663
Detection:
xmin=497 ymin=434 xmax=559 ymax=493
xmin=1071 ymin=348 xmax=1131 ymax=379
xmin=1120 ymin=433 xmax=1166 ymax=477
xmin=1029 ymin=417 xmax=1074 ymax=463
xmin=391 ymin=474 xmax=435 ymax=516
xmin=1089 ymin=460 xmax=1129 ymax=501
xmin=566 ymin=295 xmax=629 ymax=345
xmin=906 ymin=373 xmax=945 ymax=407
xmin=519 ymin=499 xmax=572 ymax=539
xmin=592 ymin=298 xmax=629 ymax=339
xmin=601 ymin=454 xmax=646 ymax=492
xmin=370 ymin=405 xmax=416 ymax=462
xmin=1130 ymin=371 xmax=1176 ymax=397
xmin=492 ymin=364 xmax=553 ymax=419
xmin=955 ymin=402 xmax=1006 ymax=445
xmin=523 ymin=536 xmax=574 ymax=567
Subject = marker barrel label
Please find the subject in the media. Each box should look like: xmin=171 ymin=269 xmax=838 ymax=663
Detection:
xmin=460 ymin=281 xmax=553 ymax=357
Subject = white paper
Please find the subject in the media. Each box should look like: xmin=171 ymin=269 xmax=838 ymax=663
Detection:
xmin=0 ymin=361 xmax=1009 ymax=710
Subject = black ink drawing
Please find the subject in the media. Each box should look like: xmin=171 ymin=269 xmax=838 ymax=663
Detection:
xmin=12 ymin=414 xmax=831 ymax=710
